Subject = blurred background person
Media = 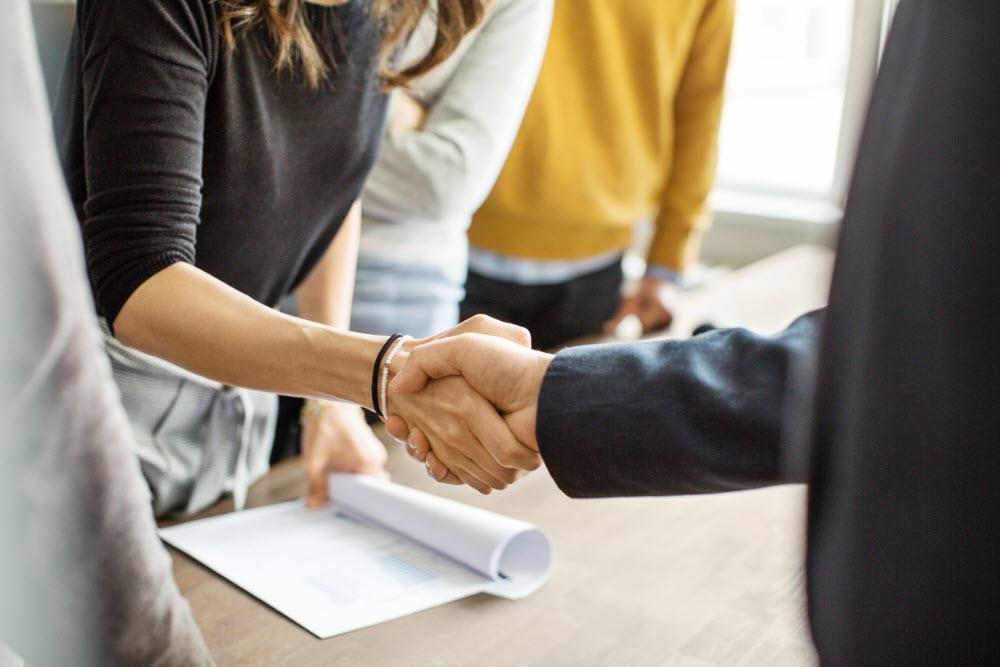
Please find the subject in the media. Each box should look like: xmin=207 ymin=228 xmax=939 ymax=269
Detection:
xmin=275 ymin=0 xmax=551 ymax=462
xmin=353 ymin=0 xmax=551 ymax=338
xmin=1 ymin=1 xmax=210 ymax=662
xmin=463 ymin=0 xmax=735 ymax=350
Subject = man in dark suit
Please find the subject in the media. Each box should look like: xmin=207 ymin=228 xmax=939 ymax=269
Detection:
xmin=390 ymin=1 xmax=1000 ymax=663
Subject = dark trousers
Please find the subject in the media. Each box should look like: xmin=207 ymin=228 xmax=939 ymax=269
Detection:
xmin=460 ymin=260 xmax=624 ymax=351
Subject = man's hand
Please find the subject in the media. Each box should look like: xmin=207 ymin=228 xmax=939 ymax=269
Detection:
xmin=388 ymin=92 xmax=428 ymax=138
xmin=414 ymin=313 xmax=533 ymax=350
xmin=302 ymin=402 xmax=388 ymax=508
xmin=387 ymin=333 xmax=553 ymax=488
xmin=387 ymin=375 xmax=539 ymax=494
xmin=604 ymin=276 xmax=679 ymax=335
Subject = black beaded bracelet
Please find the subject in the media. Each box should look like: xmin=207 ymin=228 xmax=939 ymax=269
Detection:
xmin=371 ymin=333 xmax=403 ymax=420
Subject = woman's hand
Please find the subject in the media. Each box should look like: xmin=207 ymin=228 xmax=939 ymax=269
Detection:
xmin=414 ymin=313 xmax=532 ymax=350
xmin=387 ymin=333 xmax=550 ymax=489
xmin=382 ymin=315 xmax=538 ymax=493
xmin=387 ymin=376 xmax=540 ymax=494
xmin=301 ymin=402 xmax=388 ymax=508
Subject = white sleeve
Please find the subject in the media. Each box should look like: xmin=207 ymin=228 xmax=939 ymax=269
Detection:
xmin=362 ymin=0 xmax=553 ymax=222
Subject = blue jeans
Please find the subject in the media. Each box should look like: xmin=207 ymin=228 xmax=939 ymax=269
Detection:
xmin=350 ymin=255 xmax=463 ymax=338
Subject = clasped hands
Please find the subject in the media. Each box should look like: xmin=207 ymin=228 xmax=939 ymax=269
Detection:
xmin=385 ymin=315 xmax=553 ymax=494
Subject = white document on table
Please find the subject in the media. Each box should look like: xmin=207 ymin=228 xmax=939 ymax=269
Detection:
xmin=160 ymin=474 xmax=553 ymax=638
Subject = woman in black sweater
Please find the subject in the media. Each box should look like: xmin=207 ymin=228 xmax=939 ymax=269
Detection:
xmin=57 ymin=0 xmax=536 ymax=516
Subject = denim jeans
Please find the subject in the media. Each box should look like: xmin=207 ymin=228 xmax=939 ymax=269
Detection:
xmin=350 ymin=255 xmax=463 ymax=338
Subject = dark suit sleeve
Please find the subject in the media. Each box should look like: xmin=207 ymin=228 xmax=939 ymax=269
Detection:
xmin=536 ymin=311 xmax=820 ymax=497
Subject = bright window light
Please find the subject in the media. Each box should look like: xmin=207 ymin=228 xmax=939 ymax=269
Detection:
xmin=717 ymin=0 xmax=856 ymax=199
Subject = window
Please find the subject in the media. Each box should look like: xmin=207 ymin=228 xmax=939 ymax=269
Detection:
xmin=713 ymin=0 xmax=895 ymax=216
xmin=716 ymin=0 xmax=857 ymax=201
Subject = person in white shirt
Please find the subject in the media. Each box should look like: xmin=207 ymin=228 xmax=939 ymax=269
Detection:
xmin=352 ymin=0 xmax=552 ymax=337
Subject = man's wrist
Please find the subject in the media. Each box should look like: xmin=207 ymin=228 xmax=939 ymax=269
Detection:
xmin=533 ymin=352 xmax=554 ymax=390
xmin=644 ymin=263 xmax=682 ymax=285
xmin=523 ymin=352 xmax=554 ymax=452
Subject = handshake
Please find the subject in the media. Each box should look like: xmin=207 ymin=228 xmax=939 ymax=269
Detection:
xmin=384 ymin=316 xmax=554 ymax=494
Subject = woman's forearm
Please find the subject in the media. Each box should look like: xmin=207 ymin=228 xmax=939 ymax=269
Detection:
xmin=113 ymin=262 xmax=384 ymax=409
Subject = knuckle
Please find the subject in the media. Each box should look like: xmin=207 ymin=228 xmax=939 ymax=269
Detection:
xmin=469 ymin=313 xmax=492 ymax=329
xmin=495 ymin=451 xmax=514 ymax=469
xmin=456 ymin=394 xmax=477 ymax=418
xmin=494 ymin=447 xmax=517 ymax=469
xmin=443 ymin=422 xmax=465 ymax=444
xmin=434 ymin=450 xmax=455 ymax=468
xmin=462 ymin=475 xmax=485 ymax=493
xmin=512 ymin=325 xmax=532 ymax=347
xmin=504 ymin=448 xmax=538 ymax=471
xmin=526 ymin=453 xmax=542 ymax=471
xmin=404 ymin=347 xmax=422 ymax=366
xmin=438 ymin=446 xmax=462 ymax=468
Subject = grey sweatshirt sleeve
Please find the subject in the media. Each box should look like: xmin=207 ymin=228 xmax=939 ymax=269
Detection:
xmin=361 ymin=0 xmax=552 ymax=222
xmin=0 ymin=2 xmax=212 ymax=664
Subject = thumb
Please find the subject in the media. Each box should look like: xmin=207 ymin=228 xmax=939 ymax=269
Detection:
xmin=391 ymin=338 xmax=466 ymax=394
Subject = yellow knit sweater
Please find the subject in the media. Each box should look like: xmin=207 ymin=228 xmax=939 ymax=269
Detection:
xmin=469 ymin=0 xmax=735 ymax=272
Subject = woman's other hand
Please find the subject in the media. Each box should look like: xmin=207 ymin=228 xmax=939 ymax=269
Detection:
xmin=301 ymin=402 xmax=388 ymax=508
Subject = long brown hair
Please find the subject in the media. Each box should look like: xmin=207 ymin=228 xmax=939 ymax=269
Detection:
xmin=218 ymin=0 xmax=489 ymax=88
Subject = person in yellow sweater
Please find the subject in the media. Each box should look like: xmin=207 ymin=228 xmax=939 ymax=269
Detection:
xmin=463 ymin=0 xmax=735 ymax=350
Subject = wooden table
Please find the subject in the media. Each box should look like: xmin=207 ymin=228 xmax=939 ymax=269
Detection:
xmin=169 ymin=245 xmax=834 ymax=666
